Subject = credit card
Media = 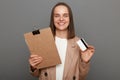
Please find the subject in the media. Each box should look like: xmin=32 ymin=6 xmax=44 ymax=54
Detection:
xmin=77 ymin=38 xmax=88 ymax=51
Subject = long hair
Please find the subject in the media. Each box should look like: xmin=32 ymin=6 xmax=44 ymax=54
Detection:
xmin=49 ymin=2 xmax=75 ymax=39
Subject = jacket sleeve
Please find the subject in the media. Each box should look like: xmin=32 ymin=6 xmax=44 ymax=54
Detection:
xmin=29 ymin=66 xmax=41 ymax=77
xmin=79 ymin=56 xmax=90 ymax=80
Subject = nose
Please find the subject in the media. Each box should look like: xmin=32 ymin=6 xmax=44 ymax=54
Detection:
xmin=59 ymin=16 xmax=64 ymax=21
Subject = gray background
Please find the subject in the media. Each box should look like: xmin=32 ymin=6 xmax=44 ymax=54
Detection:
xmin=0 ymin=0 xmax=120 ymax=80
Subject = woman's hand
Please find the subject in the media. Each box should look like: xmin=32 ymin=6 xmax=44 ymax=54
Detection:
xmin=81 ymin=45 xmax=95 ymax=63
xmin=29 ymin=54 xmax=43 ymax=69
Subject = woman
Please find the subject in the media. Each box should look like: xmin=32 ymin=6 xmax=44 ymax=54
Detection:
xmin=29 ymin=2 xmax=95 ymax=80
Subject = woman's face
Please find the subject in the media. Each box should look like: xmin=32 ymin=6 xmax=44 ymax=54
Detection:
xmin=54 ymin=5 xmax=70 ymax=31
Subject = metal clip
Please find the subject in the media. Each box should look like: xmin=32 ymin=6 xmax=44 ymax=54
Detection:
xmin=32 ymin=24 xmax=40 ymax=35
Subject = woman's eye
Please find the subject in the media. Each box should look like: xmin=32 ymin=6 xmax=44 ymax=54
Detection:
xmin=54 ymin=14 xmax=59 ymax=17
xmin=63 ymin=14 xmax=69 ymax=17
xmin=64 ymin=15 xmax=68 ymax=17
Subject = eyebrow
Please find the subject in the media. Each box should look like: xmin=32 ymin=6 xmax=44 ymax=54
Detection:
xmin=54 ymin=13 xmax=69 ymax=15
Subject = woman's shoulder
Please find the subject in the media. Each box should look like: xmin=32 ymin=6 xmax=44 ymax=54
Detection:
xmin=68 ymin=36 xmax=81 ymax=42
xmin=74 ymin=36 xmax=81 ymax=41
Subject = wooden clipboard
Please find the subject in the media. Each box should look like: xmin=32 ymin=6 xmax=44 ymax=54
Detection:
xmin=24 ymin=27 xmax=61 ymax=69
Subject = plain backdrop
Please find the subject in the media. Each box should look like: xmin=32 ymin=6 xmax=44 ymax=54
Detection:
xmin=0 ymin=0 xmax=120 ymax=80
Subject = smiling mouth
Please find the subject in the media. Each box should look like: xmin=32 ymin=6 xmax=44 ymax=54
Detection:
xmin=58 ymin=22 xmax=65 ymax=26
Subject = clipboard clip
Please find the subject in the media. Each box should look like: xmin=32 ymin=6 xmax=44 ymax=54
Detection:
xmin=32 ymin=24 xmax=40 ymax=35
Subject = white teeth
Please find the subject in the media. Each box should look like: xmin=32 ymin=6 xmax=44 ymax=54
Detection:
xmin=58 ymin=23 xmax=65 ymax=26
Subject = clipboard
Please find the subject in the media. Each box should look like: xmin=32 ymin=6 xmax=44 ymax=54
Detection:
xmin=24 ymin=27 xmax=61 ymax=69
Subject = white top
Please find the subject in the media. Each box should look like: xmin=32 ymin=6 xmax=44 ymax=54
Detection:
xmin=55 ymin=36 xmax=67 ymax=80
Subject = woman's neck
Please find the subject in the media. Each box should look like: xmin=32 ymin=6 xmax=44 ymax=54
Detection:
xmin=55 ymin=29 xmax=68 ymax=39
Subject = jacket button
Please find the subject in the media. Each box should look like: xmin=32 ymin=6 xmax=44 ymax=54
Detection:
xmin=72 ymin=44 xmax=75 ymax=48
xmin=73 ymin=76 xmax=76 ymax=80
xmin=44 ymin=72 xmax=48 ymax=76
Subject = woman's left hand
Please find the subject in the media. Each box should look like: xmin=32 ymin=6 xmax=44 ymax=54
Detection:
xmin=81 ymin=45 xmax=95 ymax=63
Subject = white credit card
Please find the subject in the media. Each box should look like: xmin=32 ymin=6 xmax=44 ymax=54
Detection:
xmin=77 ymin=38 xmax=88 ymax=51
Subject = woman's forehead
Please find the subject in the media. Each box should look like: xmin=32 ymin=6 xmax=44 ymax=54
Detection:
xmin=54 ymin=5 xmax=69 ymax=13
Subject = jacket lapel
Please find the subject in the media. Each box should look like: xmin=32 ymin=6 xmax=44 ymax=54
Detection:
xmin=63 ymin=38 xmax=79 ymax=79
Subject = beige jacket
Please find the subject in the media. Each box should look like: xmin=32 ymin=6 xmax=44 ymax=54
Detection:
xmin=30 ymin=37 xmax=90 ymax=80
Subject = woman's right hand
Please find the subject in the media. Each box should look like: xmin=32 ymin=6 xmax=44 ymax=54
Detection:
xmin=29 ymin=54 xmax=43 ymax=69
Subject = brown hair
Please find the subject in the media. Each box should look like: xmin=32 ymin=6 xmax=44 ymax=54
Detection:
xmin=49 ymin=2 xmax=75 ymax=39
